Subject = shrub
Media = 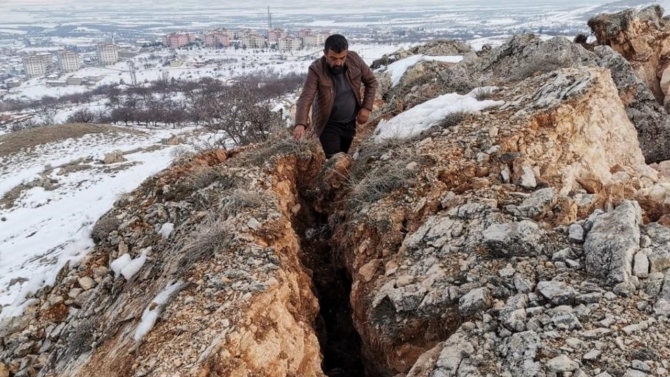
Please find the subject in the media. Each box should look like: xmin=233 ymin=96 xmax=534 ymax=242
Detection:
xmin=244 ymin=138 xmax=316 ymax=166
xmin=474 ymin=88 xmax=495 ymax=101
xmin=347 ymin=158 xmax=418 ymax=210
xmin=437 ymin=110 xmax=469 ymax=129
xmin=177 ymin=217 xmax=231 ymax=272
xmin=91 ymin=214 xmax=120 ymax=242
xmin=221 ymin=189 xmax=264 ymax=218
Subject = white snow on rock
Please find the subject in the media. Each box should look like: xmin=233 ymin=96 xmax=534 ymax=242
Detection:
xmin=378 ymin=54 xmax=464 ymax=87
xmin=373 ymin=88 xmax=504 ymax=142
xmin=134 ymin=280 xmax=186 ymax=341
xmin=159 ymin=223 xmax=174 ymax=239
xmin=110 ymin=254 xmax=132 ymax=278
xmin=120 ymin=248 xmax=150 ymax=281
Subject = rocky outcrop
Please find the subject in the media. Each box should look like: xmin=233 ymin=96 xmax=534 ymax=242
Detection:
xmin=588 ymin=5 xmax=670 ymax=163
xmin=370 ymin=40 xmax=473 ymax=69
xmin=338 ymin=65 xmax=670 ymax=376
xmin=376 ymin=31 xmax=670 ymax=163
xmin=588 ymin=5 xmax=668 ymax=103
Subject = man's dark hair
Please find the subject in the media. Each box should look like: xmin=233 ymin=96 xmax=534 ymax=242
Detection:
xmin=324 ymin=34 xmax=348 ymax=53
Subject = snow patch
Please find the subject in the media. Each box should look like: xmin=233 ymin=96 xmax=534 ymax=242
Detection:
xmin=110 ymin=247 xmax=150 ymax=281
xmin=159 ymin=223 xmax=174 ymax=239
xmin=134 ymin=280 xmax=186 ymax=341
xmin=0 ymin=226 xmax=94 ymax=319
xmin=373 ymin=88 xmax=504 ymax=142
xmin=110 ymin=253 xmax=132 ymax=278
xmin=378 ymin=54 xmax=464 ymax=87
xmin=120 ymin=248 xmax=149 ymax=281
xmin=0 ymin=128 xmax=193 ymax=318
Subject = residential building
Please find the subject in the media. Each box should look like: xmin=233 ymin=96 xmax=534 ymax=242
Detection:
xmin=162 ymin=32 xmax=197 ymax=49
xmin=302 ymin=31 xmax=331 ymax=47
xmin=278 ymin=37 xmax=302 ymax=51
xmin=267 ymin=28 xmax=287 ymax=43
xmin=237 ymin=28 xmax=254 ymax=38
xmin=23 ymin=54 xmax=50 ymax=78
xmin=204 ymin=30 xmax=230 ymax=48
xmin=241 ymin=34 xmax=267 ymax=49
xmin=58 ymin=51 xmax=80 ymax=73
xmin=97 ymin=43 xmax=119 ymax=65
xmin=302 ymin=34 xmax=319 ymax=47
xmin=318 ymin=31 xmax=331 ymax=45
xmin=47 ymin=80 xmax=67 ymax=87
xmin=298 ymin=29 xmax=312 ymax=38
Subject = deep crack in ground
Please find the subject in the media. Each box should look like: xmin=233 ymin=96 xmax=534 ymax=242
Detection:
xmin=293 ymin=196 xmax=367 ymax=376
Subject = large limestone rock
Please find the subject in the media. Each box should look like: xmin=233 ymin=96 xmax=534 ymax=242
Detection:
xmin=584 ymin=200 xmax=642 ymax=284
xmin=587 ymin=5 xmax=670 ymax=163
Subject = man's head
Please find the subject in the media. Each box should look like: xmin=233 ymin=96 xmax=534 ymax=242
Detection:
xmin=324 ymin=34 xmax=348 ymax=75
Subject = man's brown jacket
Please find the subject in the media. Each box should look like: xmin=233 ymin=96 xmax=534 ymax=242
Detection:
xmin=294 ymin=51 xmax=377 ymax=137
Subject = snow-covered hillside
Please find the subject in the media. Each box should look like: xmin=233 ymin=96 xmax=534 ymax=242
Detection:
xmin=0 ymin=125 xmax=202 ymax=318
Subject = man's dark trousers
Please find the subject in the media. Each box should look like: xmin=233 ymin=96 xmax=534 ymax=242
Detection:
xmin=319 ymin=120 xmax=356 ymax=159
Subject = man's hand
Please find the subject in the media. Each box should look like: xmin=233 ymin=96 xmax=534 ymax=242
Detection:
xmin=356 ymin=108 xmax=371 ymax=125
xmin=293 ymin=125 xmax=306 ymax=141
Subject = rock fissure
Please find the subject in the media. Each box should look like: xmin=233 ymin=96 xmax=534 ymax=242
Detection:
xmin=288 ymin=157 xmax=368 ymax=376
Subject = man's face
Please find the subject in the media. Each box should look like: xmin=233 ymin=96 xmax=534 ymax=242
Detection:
xmin=325 ymin=49 xmax=348 ymax=68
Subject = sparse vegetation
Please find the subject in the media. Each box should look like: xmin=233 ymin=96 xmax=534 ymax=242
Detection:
xmin=91 ymin=214 xmax=121 ymax=242
xmin=510 ymin=55 xmax=568 ymax=81
xmin=170 ymin=145 xmax=195 ymax=160
xmin=184 ymin=166 xmax=236 ymax=191
xmin=474 ymin=88 xmax=495 ymax=101
xmin=2 ymin=73 xmax=305 ymax=137
xmin=0 ymin=124 xmax=141 ymax=159
xmin=244 ymin=137 xmax=317 ymax=166
xmin=437 ymin=110 xmax=469 ymax=129
xmin=347 ymin=157 xmax=419 ymax=210
xmin=67 ymin=109 xmax=96 ymax=123
xmin=221 ymin=189 xmax=265 ymax=218
xmin=65 ymin=319 xmax=96 ymax=357
xmin=177 ymin=217 xmax=231 ymax=272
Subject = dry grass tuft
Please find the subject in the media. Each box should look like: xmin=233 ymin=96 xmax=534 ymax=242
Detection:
xmin=177 ymin=217 xmax=232 ymax=273
xmin=91 ymin=213 xmax=121 ymax=242
xmin=244 ymin=137 xmax=318 ymax=166
xmin=221 ymin=189 xmax=265 ymax=218
xmin=437 ymin=110 xmax=469 ymax=129
xmin=347 ymin=156 xmax=420 ymax=210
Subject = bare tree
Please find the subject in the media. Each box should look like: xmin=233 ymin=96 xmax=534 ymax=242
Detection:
xmin=67 ymin=108 xmax=96 ymax=123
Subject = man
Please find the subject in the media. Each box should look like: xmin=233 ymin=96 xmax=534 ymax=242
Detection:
xmin=293 ymin=34 xmax=377 ymax=158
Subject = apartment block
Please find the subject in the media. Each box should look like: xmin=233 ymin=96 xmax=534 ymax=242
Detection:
xmin=204 ymin=30 xmax=230 ymax=48
xmin=267 ymin=28 xmax=288 ymax=43
xmin=278 ymin=37 xmax=302 ymax=51
xmin=23 ymin=54 xmax=51 ymax=78
xmin=97 ymin=44 xmax=119 ymax=65
xmin=162 ymin=32 xmax=197 ymax=49
xmin=241 ymin=34 xmax=267 ymax=49
xmin=58 ymin=51 xmax=81 ymax=73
